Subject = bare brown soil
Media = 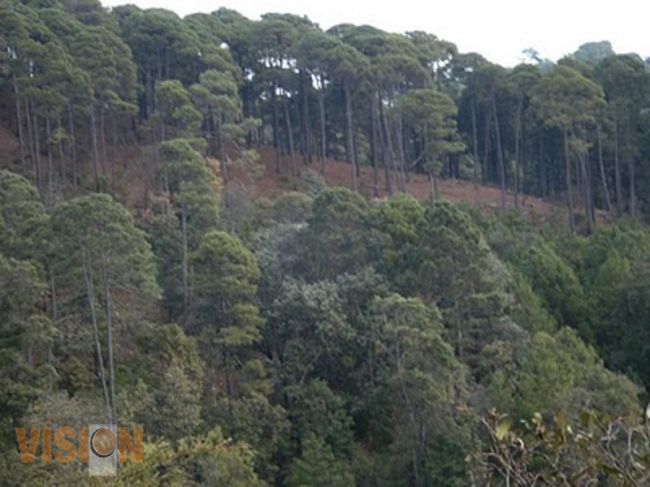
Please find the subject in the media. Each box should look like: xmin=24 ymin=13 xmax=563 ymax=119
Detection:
xmin=0 ymin=120 xmax=605 ymax=226
xmin=230 ymin=147 xmax=568 ymax=222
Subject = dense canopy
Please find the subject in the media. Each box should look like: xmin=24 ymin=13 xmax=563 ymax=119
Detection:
xmin=2 ymin=1 xmax=650 ymax=484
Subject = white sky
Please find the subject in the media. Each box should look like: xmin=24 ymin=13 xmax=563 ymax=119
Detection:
xmin=102 ymin=0 xmax=650 ymax=67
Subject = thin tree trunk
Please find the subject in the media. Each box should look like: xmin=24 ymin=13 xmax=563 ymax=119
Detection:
xmin=318 ymin=88 xmax=327 ymax=174
xmin=539 ymin=131 xmax=547 ymax=197
xmin=283 ymin=96 xmax=297 ymax=177
xmin=614 ymin=120 xmax=623 ymax=215
xmin=629 ymin=157 xmax=636 ymax=218
xmin=90 ymin=110 xmax=100 ymax=184
xmin=13 ymin=76 xmax=26 ymax=166
xmin=482 ymin=111 xmax=491 ymax=185
xmin=378 ymin=99 xmax=392 ymax=196
xmin=45 ymin=118 xmax=54 ymax=209
xmin=597 ymin=125 xmax=611 ymax=212
xmin=370 ymin=96 xmax=380 ymax=197
xmin=587 ymin=149 xmax=596 ymax=223
xmin=181 ymin=203 xmax=189 ymax=320
xmin=25 ymin=99 xmax=37 ymax=180
xmin=67 ymin=105 xmax=78 ymax=186
xmin=83 ymin=255 xmax=111 ymax=422
xmin=344 ymin=81 xmax=357 ymax=191
xmin=101 ymin=254 xmax=117 ymax=424
xmin=301 ymin=73 xmax=311 ymax=164
xmin=56 ymin=116 xmax=65 ymax=185
xmin=491 ymin=94 xmax=506 ymax=209
xmin=99 ymin=108 xmax=107 ymax=174
xmin=425 ymin=131 xmax=437 ymax=201
xmin=579 ymin=150 xmax=593 ymax=233
xmin=49 ymin=266 xmax=57 ymax=322
xmin=272 ymin=90 xmax=280 ymax=174
xmin=33 ymin=110 xmax=42 ymax=195
xmin=514 ymin=99 xmax=522 ymax=208
xmin=111 ymin=113 xmax=118 ymax=176
xmin=564 ymin=130 xmax=575 ymax=233
xmin=574 ymin=152 xmax=582 ymax=212
xmin=394 ymin=350 xmax=420 ymax=487
xmin=380 ymin=99 xmax=397 ymax=194
xmin=395 ymin=111 xmax=407 ymax=192
xmin=218 ymin=125 xmax=230 ymax=208
xmin=471 ymin=98 xmax=479 ymax=188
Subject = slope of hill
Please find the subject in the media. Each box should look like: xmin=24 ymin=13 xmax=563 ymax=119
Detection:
xmin=0 ymin=120 xmax=581 ymax=224
xmin=230 ymin=147 xmax=565 ymax=220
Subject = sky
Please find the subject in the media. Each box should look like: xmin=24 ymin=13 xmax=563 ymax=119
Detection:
xmin=102 ymin=0 xmax=649 ymax=67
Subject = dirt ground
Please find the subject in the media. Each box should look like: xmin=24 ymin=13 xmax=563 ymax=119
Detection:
xmin=230 ymin=147 xmax=566 ymax=222
xmin=0 ymin=121 xmax=604 ymax=225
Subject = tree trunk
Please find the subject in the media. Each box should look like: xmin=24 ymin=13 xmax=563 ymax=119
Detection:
xmin=514 ymin=99 xmax=522 ymax=209
xmin=83 ymin=255 xmax=111 ymax=422
xmin=370 ymin=95 xmax=380 ymax=197
xmin=482 ymin=111 xmax=491 ymax=185
xmin=49 ymin=266 xmax=58 ymax=322
xmin=45 ymin=118 xmax=54 ymax=209
xmin=283 ymin=96 xmax=297 ymax=177
xmin=597 ymin=125 xmax=611 ymax=211
xmin=564 ymin=130 xmax=575 ymax=233
xmin=99 ymin=108 xmax=107 ymax=174
xmin=57 ymin=116 xmax=65 ymax=185
xmin=539 ymin=131 xmax=547 ymax=197
xmin=218 ymin=125 xmax=230 ymax=208
xmin=394 ymin=350 xmax=421 ymax=487
xmin=13 ymin=76 xmax=26 ymax=166
xmin=629 ymin=157 xmax=636 ymax=218
xmin=90 ymin=110 xmax=100 ymax=184
xmin=181 ymin=203 xmax=189 ymax=321
xmin=426 ymin=134 xmax=438 ymax=202
xmin=301 ymin=72 xmax=311 ymax=164
xmin=272 ymin=89 xmax=280 ymax=174
xmin=33 ymin=110 xmax=42 ymax=195
xmin=491 ymin=94 xmax=506 ymax=209
xmin=579 ymin=150 xmax=593 ymax=234
xmin=614 ymin=120 xmax=623 ymax=215
xmin=318 ymin=88 xmax=327 ymax=174
xmin=67 ymin=105 xmax=78 ymax=186
xmin=25 ymin=99 xmax=37 ymax=181
xmin=111 ymin=113 xmax=118 ymax=173
xmin=378 ymin=99 xmax=392 ymax=196
xmin=344 ymin=80 xmax=357 ymax=191
xmin=470 ymin=98 xmax=479 ymax=188
xmin=101 ymin=257 xmax=117 ymax=424
xmin=395 ymin=111 xmax=407 ymax=192
xmin=380 ymin=99 xmax=397 ymax=194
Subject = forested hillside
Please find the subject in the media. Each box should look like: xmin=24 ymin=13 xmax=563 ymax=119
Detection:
xmin=2 ymin=0 xmax=650 ymax=485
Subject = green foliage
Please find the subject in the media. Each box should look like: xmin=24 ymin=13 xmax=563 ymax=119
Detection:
xmin=49 ymin=193 xmax=159 ymax=301
xmin=300 ymin=187 xmax=369 ymax=280
xmin=0 ymin=254 xmax=53 ymax=440
xmin=369 ymin=193 xmax=424 ymax=294
xmin=397 ymin=88 xmax=465 ymax=176
xmin=4 ymin=2 xmax=650 ymax=483
xmin=156 ymin=80 xmax=202 ymax=137
xmin=490 ymin=328 xmax=640 ymax=419
xmin=191 ymin=230 xmax=261 ymax=334
xmin=117 ymin=428 xmax=264 ymax=486
xmin=532 ymin=65 xmax=605 ymax=132
xmin=522 ymin=241 xmax=588 ymax=333
xmin=0 ymin=171 xmax=47 ymax=258
xmin=286 ymin=434 xmax=355 ymax=487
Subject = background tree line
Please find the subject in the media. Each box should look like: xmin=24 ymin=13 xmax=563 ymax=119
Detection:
xmin=2 ymin=2 xmax=650 ymax=225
